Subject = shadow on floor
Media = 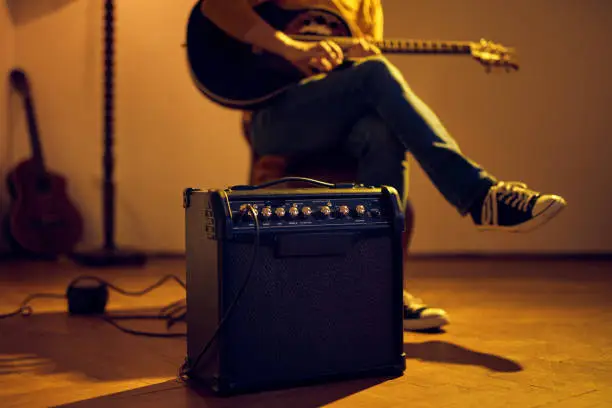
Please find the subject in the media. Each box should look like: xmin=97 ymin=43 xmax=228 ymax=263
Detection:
xmin=58 ymin=376 xmax=391 ymax=408
xmin=0 ymin=309 xmax=186 ymax=381
xmin=59 ymin=340 xmax=523 ymax=408
xmin=0 ymin=308 xmax=522 ymax=382
xmin=404 ymin=340 xmax=523 ymax=372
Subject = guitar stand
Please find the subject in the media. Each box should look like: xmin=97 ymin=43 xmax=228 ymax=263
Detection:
xmin=71 ymin=0 xmax=146 ymax=268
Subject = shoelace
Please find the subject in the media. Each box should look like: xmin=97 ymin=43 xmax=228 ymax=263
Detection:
xmin=481 ymin=182 xmax=538 ymax=225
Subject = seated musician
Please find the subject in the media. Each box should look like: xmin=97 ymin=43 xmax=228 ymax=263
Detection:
xmin=200 ymin=0 xmax=567 ymax=331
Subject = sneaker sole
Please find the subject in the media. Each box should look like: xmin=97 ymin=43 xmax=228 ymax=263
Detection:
xmin=477 ymin=199 xmax=566 ymax=233
xmin=404 ymin=315 xmax=450 ymax=331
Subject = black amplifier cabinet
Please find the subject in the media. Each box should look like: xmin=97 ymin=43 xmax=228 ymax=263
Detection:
xmin=183 ymin=181 xmax=406 ymax=395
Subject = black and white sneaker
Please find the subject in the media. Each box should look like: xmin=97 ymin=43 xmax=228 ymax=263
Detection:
xmin=472 ymin=181 xmax=567 ymax=232
xmin=403 ymin=291 xmax=449 ymax=331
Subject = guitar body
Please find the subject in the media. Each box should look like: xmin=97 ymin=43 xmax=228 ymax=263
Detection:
xmin=5 ymin=68 xmax=84 ymax=257
xmin=186 ymin=1 xmax=353 ymax=110
xmin=6 ymin=159 xmax=84 ymax=256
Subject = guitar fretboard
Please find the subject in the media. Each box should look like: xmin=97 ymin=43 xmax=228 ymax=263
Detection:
xmin=23 ymin=94 xmax=46 ymax=171
xmin=291 ymin=35 xmax=473 ymax=55
xmin=375 ymin=39 xmax=472 ymax=55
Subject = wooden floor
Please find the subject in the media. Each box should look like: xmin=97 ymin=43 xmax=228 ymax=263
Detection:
xmin=0 ymin=258 xmax=611 ymax=407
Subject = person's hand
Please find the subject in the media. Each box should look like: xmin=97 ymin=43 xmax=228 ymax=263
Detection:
xmin=344 ymin=37 xmax=381 ymax=59
xmin=280 ymin=40 xmax=345 ymax=75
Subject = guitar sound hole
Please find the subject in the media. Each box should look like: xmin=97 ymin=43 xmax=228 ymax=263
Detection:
xmin=7 ymin=180 xmax=17 ymax=197
xmin=36 ymin=177 xmax=52 ymax=192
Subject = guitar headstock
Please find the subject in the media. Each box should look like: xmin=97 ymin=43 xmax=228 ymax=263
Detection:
xmin=470 ymin=39 xmax=519 ymax=73
xmin=9 ymin=69 xmax=31 ymax=96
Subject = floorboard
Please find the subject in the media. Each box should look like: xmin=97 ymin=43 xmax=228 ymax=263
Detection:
xmin=0 ymin=258 xmax=610 ymax=407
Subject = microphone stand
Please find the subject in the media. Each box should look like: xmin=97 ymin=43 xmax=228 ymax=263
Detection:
xmin=71 ymin=0 xmax=146 ymax=267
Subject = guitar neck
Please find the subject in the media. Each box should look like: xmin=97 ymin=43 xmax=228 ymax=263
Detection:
xmin=23 ymin=95 xmax=45 ymax=171
xmin=374 ymin=39 xmax=472 ymax=55
xmin=291 ymin=36 xmax=473 ymax=55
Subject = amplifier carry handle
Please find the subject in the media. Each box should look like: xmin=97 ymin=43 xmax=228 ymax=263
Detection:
xmin=228 ymin=177 xmax=358 ymax=191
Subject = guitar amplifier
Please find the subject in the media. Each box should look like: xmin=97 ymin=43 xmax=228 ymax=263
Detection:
xmin=183 ymin=179 xmax=406 ymax=395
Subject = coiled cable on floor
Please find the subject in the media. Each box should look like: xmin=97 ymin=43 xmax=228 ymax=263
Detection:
xmin=0 ymin=274 xmax=187 ymax=338
xmin=0 ymin=293 xmax=67 ymax=319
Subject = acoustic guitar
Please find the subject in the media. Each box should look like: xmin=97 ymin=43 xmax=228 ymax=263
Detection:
xmin=6 ymin=69 xmax=84 ymax=257
xmin=185 ymin=1 xmax=519 ymax=110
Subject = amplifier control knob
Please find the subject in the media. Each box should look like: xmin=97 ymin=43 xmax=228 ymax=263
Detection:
xmin=370 ymin=208 xmax=381 ymax=218
xmin=288 ymin=206 xmax=299 ymax=218
xmin=275 ymin=207 xmax=286 ymax=218
xmin=355 ymin=205 xmax=366 ymax=216
xmin=338 ymin=205 xmax=350 ymax=217
xmin=301 ymin=206 xmax=312 ymax=217
xmin=240 ymin=204 xmax=257 ymax=219
xmin=319 ymin=205 xmax=331 ymax=217
xmin=260 ymin=206 xmax=272 ymax=219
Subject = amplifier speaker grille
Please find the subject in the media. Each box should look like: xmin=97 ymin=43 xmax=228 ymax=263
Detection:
xmin=219 ymin=234 xmax=397 ymax=385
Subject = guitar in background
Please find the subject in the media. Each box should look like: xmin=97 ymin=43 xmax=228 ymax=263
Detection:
xmin=5 ymin=68 xmax=84 ymax=257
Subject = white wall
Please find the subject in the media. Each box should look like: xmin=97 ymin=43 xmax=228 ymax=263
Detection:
xmin=1 ymin=0 xmax=610 ymax=255
xmin=0 ymin=2 xmax=16 ymax=253
xmin=381 ymin=0 xmax=612 ymax=254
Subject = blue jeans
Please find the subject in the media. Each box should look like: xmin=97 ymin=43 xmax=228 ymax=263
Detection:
xmin=249 ymin=56 xmax=497 ymax=215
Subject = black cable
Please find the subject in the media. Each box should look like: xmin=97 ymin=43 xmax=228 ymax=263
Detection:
xmin=67 ymin=274 xmax=185 ymax=296
xmin=0 ymin=293 xmax=66 ymax=319
xmin=229 ymin=176 xmax=338 ymax=190
xmin=179 ymin=204 xmax=261 ymax=381
xmin=159 ymin=299 xmax=187 ymax=329
xmin=101 ymin=314 xmax=186 ymax=338
xmin=159 ymin=298 xmax=187 ymax=322
xmin=0 ymin=274 xmax=188 ymax=338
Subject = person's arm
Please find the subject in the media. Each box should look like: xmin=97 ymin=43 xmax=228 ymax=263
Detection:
xmin=363 ymin=0 xmax=384 ymax=41
xmin=200 ymin=0 xmax=297 ymax=57
xmin=345 ymin=0 xmax=384 ymax=59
